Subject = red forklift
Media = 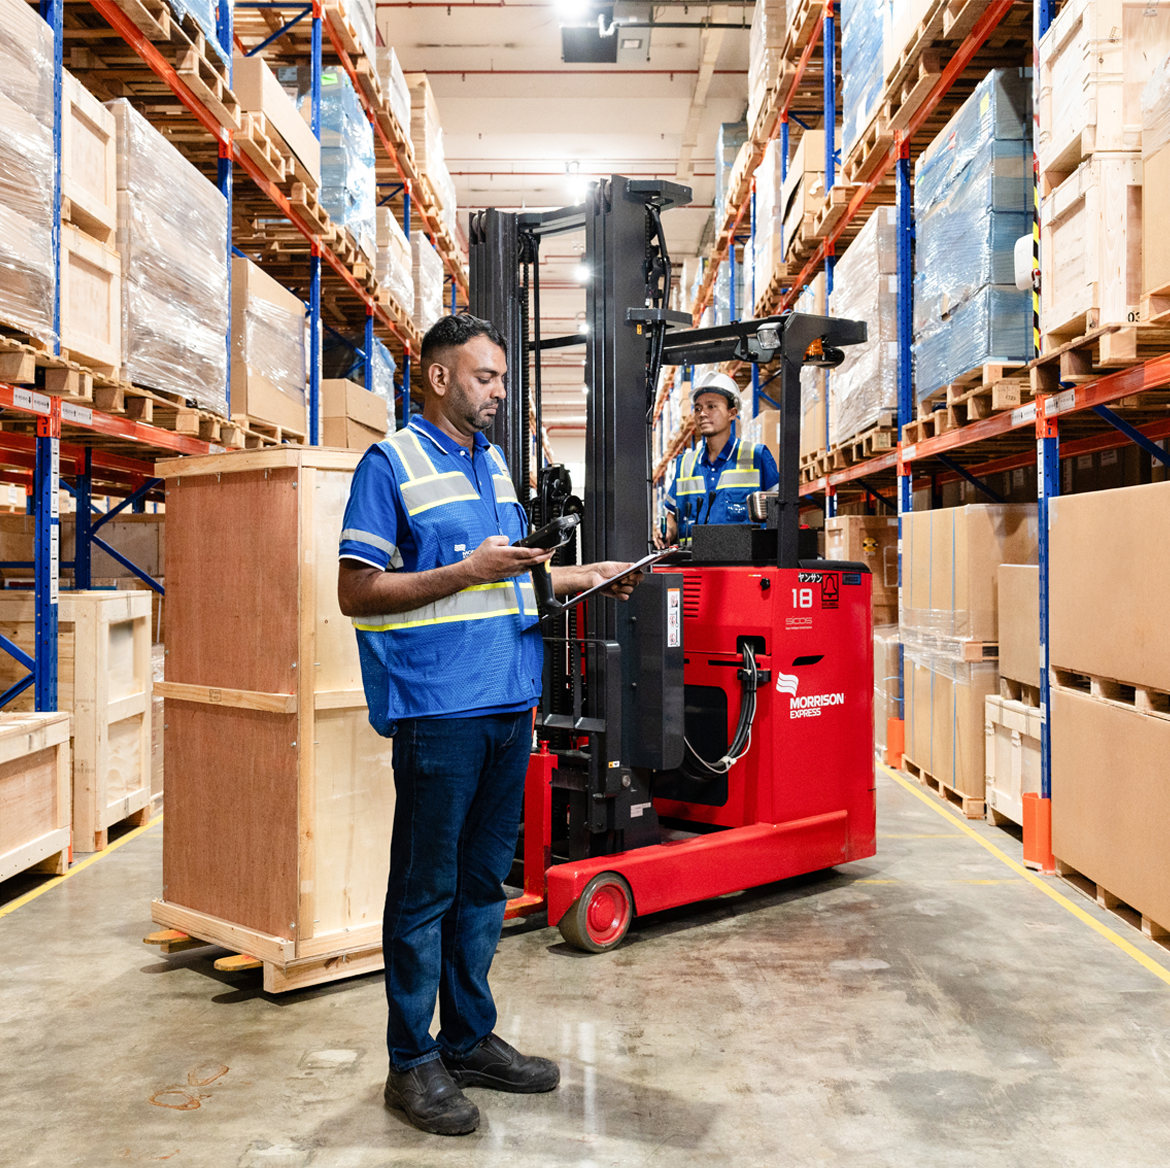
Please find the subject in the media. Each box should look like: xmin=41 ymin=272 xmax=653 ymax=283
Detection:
xmin=469 ymin=178 xmax=876 ymax=952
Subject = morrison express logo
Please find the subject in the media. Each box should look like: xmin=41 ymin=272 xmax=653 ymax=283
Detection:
xmin=774 ymin=670 xmax=845 ymax=719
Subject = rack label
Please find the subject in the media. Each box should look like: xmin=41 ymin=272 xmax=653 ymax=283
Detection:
xmin=49 ymin=524 xmax=59 ymax=604
xmin=13 ymin=388 xmax=50 ymax=414
xmin=1011 ymin=403 xmax=1036 ymax=426
xmin=901 ymin=444 xmax=917 ymax=461
xmin=61 ymin=402 xmax=92 ymax=426
xmin=1046 ymin=390 xmax=1076 ymax=416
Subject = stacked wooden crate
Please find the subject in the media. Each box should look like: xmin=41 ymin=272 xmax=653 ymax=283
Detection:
xmin=900 ymin=505 xmax=1038 ymax=816
xmin=984 ymin=564 xmax=1041 ymax=829
xmin=825 ymin=515 xmax=899 ymax=626
xmin=1048 ymin=480 xmax=1170 ymax=938
xmin=1037 ymin=0 xmax=1170 ymax=344
xmin=0 ymin=592 xmax=153 ymax=852
xmin=0 ymin=712 xmax=72 ymax=883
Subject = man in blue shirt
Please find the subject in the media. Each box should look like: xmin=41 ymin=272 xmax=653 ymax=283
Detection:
xmin=658 ymin=372 xmax=780 ymax=545
xmin=337 ymin=313 xmax=639 ymax=1137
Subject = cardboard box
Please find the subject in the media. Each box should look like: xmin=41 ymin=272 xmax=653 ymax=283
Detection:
xmin=904 ymin=652 xmax=998 ymax=798
xmin=1050 ymin=480 xmax=1170 ymax=690
xmin=322 ymin=416 xmax=385 ymax=451
xmin=825 ymin=516 xmax=899 ymax=610
xmin=231 ymin=256 xmax=308 ymax=435
xmin=901 ymin=505 xmax=1038 ymax=646
xmin=997 ymin=564 xmax=1039 ymax=687
xmin=321 ymin=378 xmax=388 ymax=434
xmin=232 ymin=55 xmax=322 ymax=187
xmin=1052 ymin=684 xmax=1170 ymax=929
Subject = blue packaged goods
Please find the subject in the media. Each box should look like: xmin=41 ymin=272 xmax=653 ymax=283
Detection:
xmin=842 ymin=0 xmax=884 ymax=156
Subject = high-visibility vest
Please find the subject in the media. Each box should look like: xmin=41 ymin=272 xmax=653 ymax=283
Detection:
xmin=351 ymin=424 xmax=543 ymax=733
xmin=674 ymin=438 xmax=763 ymax=536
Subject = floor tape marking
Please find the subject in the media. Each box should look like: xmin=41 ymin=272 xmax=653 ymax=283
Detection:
xmin=0 ymin=813 xmax=164 ymax=921
xmin=879 ymin=764 xmax=1170 ymax=989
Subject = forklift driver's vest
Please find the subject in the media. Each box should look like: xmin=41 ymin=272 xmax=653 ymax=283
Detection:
xmin=350 ymin=425 xmax=542 ymax=735
xmin=674 ymin=438 xmax=763 ymax=538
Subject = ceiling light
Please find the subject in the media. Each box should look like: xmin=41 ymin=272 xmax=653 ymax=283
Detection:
xmin=557 ymin=0 xmax=593 ymax=18
xmin=573 ymin=264 xmax=590 ymax=284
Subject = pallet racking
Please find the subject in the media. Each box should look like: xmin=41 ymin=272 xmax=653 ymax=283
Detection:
xmin=655 ymin=0 xmax=1170 ymax=861
xmin=2 ymin=0 xmax=466 ymax=716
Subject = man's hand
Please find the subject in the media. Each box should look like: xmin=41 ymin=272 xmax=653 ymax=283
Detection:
xmin=550 ymin=561 xmax=644 ymax=601
xmin=654 ymin=512 xmax=678 ymax=549
xmin=462 ymin=535 xmax=553 ymax=585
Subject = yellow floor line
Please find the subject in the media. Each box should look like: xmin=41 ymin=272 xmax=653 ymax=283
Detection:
xmin=879 ymin=763 xmax=1170 ymax=989
xmin=0 ymin=813 xmax=163 ymax=921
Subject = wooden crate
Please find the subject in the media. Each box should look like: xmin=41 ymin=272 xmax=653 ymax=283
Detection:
xmin=984 ymin=694 xmax=1041 ymax=829
xmin=150 ymin=448 xmax=394 ymax=993
xmin=1142 ymin=142 xmax=1170 ymax=319
xmin=1039 ymin=153 xmax=1143 ymax=343
xmin=1037 ymin=0 xmax=1170 ymax=183
xmin=60 ymin=223 xmax=121 ymax=378
xmin=0 ymin=591 xmax=152 ymax=851
xmin=0 ymin=712 xmax=72 ymax=883
xmin=62 ymin=70 xmax=116 ymax=245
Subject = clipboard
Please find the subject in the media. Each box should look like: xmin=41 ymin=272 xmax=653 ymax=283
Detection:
xmin=551 ymin=546 xmax=683 ymax=615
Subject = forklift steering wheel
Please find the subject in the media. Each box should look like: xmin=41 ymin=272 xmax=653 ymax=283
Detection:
xmin=557 ymin=872 xmax=634 ymax=953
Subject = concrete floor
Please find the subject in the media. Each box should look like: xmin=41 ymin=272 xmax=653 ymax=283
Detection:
xmin=4 ymin=767 xmax=1170 ymax=1168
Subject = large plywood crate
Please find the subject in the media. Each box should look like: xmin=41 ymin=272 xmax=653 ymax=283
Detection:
xmin=60 ymin=223 xmax=121 ymax=377
xmin=984 ymin=694 xmax=1041 ymax=828
xmin=1039 ymin=153 xmax=1142 ymax=342
xmin=151 ymin=448 xmax=394 ymax=993
xmin=62 ymin=70 xmax=116 ymax=244
xmin=0 ymin=712 xmax=72 ymax=883
xmin=0 ymin=591 xmax=152 ymax=851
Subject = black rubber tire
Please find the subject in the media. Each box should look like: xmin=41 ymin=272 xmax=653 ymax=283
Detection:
xmin=557 ymin=872 xmax=634 ymax=953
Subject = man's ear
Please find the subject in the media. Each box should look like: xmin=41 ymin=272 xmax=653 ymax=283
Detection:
xmin=426 ymin=360 xmax=449 ymax=398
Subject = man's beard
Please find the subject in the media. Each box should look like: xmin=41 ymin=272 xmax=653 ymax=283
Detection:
xmin=450 ymin=379 xmax=497 ymax=433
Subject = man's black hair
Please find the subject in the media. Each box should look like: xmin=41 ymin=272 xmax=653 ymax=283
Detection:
xmin=420 ymin=313 xmax=506 ymax=367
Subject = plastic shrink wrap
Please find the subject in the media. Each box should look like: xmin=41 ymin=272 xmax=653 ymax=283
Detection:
xmin=404 ymin=73 xmax=457 ymax=238
xmin=912 ymin=69 xmax=1033 ymax=399
xmin=110 ymin=100 xmax=228 ymax=413
xmin=748 ymin=0 xmax=786 ymax=132
xmin=715 ymin=121 xmax=748 ymax=221
xmin=713 ymin=249 xmax=745 ymax=327
xmin=318 ymin=68 xmax=376 ymax=261
xmin=795 ymin=276 xmax=828 ymax=454
xmin=412 ymin=231 xmax=444 ymax=333
xmin=377 ymin=47 xmax=412 ymax=135
xmin=323 ymin=332 xmax=396 ymax=404
xmin=167 ymin=0 xmax=227 ymax=62
xmin=842 ymin=0 xmax=884 ymax=155
xmin=752 ymin=138 xmax=784 ymax=294
xmin=339 ymin=0 xmax=378 ymax=63
xmin=369 ymin=337 xmax=397 ymax=410
xmin=828 ymin=205 xmax=898 ymax=443
xmin=0 ymin=0 xmax=56 ymax=346
xmin=234 ymin=272 xmax=305 ymax=412
xmin=377 ymin=208 xmax=415 ymax=316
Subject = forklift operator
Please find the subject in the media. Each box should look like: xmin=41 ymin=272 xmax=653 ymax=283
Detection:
xmin=658 ymin=372 xmax=779 ymax=546
xmin=336 ymin=313 xmax=642 ymax=1138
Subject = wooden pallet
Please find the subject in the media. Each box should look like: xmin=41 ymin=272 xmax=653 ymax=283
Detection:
xmin=177 ymin=37 xmax=239 ymax=132
xmin=842 ymin=115 xmax=895 ymax=187
xmin=799 ymin=422 xmax=898 ymax=482
xmin=1051 ymin=669 xmax=1170 ymax=721
xmin=236 ymin=112 xmax=288 ymax=185
xmin=903 ymin=754 xmax=986 ymax=819
xmin=1030 ymin=323 xmax=1170 ymax=396
xmin=1054 ymin=857 xmax=1170 ymax=952
xmin=1000 ymin=676 xmax=1041 ymax=706
xmin=0 ymin=334 xmax=98 ymax=403
xmin=231 ymin=415 xmax=308 ymax=448
xmin=902 ymin=362 xmax=1031 ymax=442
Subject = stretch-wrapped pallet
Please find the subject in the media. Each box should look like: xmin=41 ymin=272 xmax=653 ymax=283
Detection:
xmin=0 ymin=0 xmax=56 ymax=346
xmin=377 ymin=46 xmax=412 ymax=138
xmin=748 ymin=0 xmax=786 ymax=133
xmin=412 ymin=231 xmax=444 ymax=332
xmin=110 ymin=99 xmax=227 ymax=413
xmin=319 ymin=68 xmax=376 ymax=261
xmin=842 ymin=0 xmax=884 ymax=155
xmin=377 ymin=208 xmax=414 ymax=318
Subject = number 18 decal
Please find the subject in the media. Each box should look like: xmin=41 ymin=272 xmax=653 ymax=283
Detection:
xmin=792 ymin=587 xmax=814 ymax=608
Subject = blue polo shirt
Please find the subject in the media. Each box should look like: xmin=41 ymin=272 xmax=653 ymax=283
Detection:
xmin=339 ymin=416 xmax=541 ymax=724
xmin=664 ymin=434 xmax=780 ymax=516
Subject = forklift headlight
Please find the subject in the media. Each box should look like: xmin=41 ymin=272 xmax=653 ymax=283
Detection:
xmin=755 ymin=325 xmax=780 ymax=351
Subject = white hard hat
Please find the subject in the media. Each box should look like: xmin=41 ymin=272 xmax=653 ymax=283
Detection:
xmin=691 ymin=372 xmax=741 ymax=412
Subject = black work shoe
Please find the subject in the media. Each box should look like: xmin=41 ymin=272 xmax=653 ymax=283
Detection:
xmin=384 ymin=1059 xmax=480 ymax=1135
xmin=442 ymin=1033 xmax=560 ymax=1094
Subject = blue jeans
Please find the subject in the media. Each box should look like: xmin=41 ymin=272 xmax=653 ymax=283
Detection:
xmin=384 ymin=712 xmax=532 ymax=1072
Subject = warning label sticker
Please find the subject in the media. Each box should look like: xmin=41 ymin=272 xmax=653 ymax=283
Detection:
xmin=820 ymin=572 xmax=840 ymax=609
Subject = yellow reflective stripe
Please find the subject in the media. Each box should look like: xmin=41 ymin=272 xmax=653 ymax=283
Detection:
xmin=352 ymin=582 xmax=519 ymax=631
xmin=385 ymin=429 xmax=436 ymax=481
xmin=400 ymin=470 xmax=481 ymax=516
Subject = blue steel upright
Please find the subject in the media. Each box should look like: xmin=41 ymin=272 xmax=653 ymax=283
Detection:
xmin=41 ymin=0 xmax=62 ymax=352
xmin=1037 ymin=413 xmax=1059 ymax=801
xmin=365 ymin=311 xmax=375 ymax=391
xmin=34 ymin=405 xmax=60 ymax=711
xmin=306 ymin=5 xmax=323 ymax=444
xmin=824 ymin=1 xmax=836 ymax=193
xmin=895 ymin=148 xmax=915 ymax=723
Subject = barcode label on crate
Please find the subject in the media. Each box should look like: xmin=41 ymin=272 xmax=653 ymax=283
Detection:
xmin=61 ymin=402 xmax=92 ymax=425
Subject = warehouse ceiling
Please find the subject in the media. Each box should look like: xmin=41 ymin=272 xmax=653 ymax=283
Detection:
xmin=377 ymin=1 xmax=751 ymax=433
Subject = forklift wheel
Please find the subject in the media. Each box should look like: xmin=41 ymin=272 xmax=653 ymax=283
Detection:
xmin=558 ymin=872 xmax=634 ymax=953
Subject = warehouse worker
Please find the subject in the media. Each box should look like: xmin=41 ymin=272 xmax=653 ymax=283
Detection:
xmin=657 ymin=371 xmax=780 ymax=546
xmin=336 ymin=313 xmax=641 ymax=1138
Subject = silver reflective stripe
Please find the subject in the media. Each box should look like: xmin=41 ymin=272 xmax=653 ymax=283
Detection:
xmin=340 ymin=528 xmax=403 ymax=568
xmin=399 ymin=470 xmax=481 ymax=516
xmin=716 ymin=440 xmax=759 ymax=490
xmin=352 ymin=582 xmax=520 ymax=631
xmin=493 ymin=474 xmax=520 ymax=505
xmin=386 ymin=428 xmax=437 ymax=481
xmin=519 ymin=578 xmax=538 ymax=615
